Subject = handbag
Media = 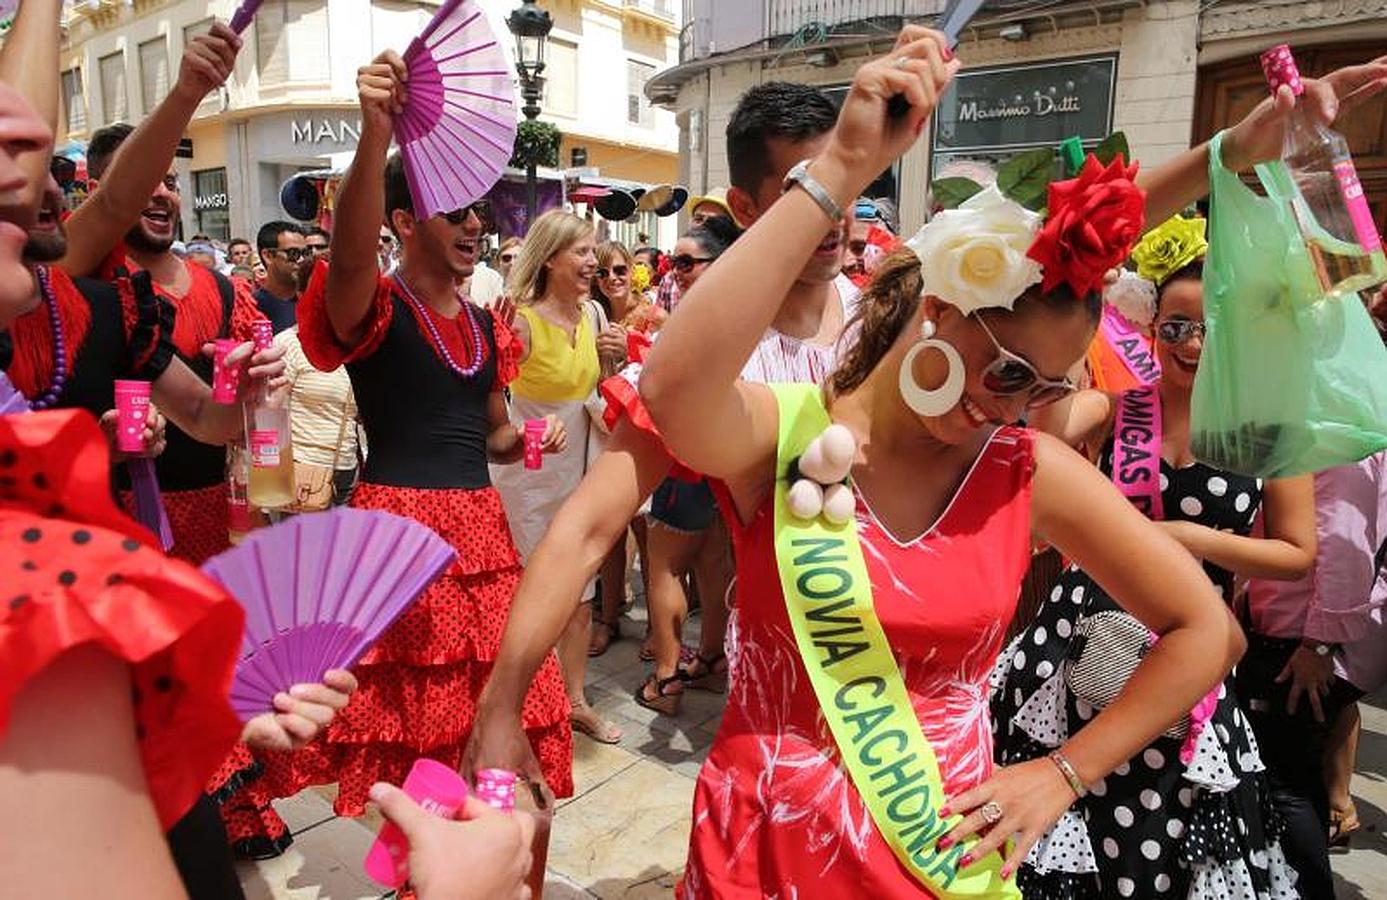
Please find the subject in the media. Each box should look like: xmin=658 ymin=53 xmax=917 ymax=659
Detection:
xmin=583 ymin=299 xmax=612 ymax=435
xmin=1063 ymin=610 xmax=1189 ymax=741
xmin=283 ymin=399 xmax=351 ymax=514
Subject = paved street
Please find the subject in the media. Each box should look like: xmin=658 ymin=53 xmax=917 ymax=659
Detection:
xmin=238 ymin=604 xmax=1387 ymax=899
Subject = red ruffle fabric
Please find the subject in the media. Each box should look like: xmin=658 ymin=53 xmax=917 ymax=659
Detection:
xmin=121 ymin=482 xmax=230 ymax=567
xmin=491 ymin=312 xmax=522 ymax=389
xmin=217 ymin=481 xmax=573 ymax=837
xmin=6 ymin=266 xmax=92 ymax=400
xmin=598 ymin=365 xmax=701 ymax=482
xmin=0 ymin=410 xmax=244 ymax=830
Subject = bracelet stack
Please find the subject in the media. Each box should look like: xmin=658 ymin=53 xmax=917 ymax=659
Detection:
xmin=1049 ymin=750 xmax=1088 ymax=799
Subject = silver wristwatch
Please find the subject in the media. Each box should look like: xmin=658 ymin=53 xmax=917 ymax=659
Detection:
xmin=782 ymin=159 xmax=844 ymax=223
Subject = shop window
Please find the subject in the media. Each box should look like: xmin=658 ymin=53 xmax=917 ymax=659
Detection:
xmin=545 ymin=38 xmax=578 ymax=117
xmin=61 ymin=68 xmax=85 ymax=134
xmin=138 ymin=36 xmax=170 ymax=115
xmin=192 ymin=168 xmax=231 ymax=243
xmin=98 ymin=50 xmax=127 ymax=125
xmin=627 ymin=60 xmax=654 ymax=127
xmin=257 ymin=0 xmax=330 ymax=85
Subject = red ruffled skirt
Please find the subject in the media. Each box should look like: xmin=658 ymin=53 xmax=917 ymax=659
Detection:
xmin=120 ymin=482 xmax=231 ymax=567
xmin=216 ymin=482 xmax=573 ymax=850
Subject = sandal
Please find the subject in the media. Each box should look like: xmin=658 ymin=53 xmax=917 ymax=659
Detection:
xmin=570 ymin=701 xmax=622 ymax=744
xmin=588 ymin=617 xmax=620 ymax=658
xmin=1329 ymin=802 xmax=1361 ymax=848
xmin=635 ymin=673 xmax=684 ymax=716
xmin=681 ymin=652 xmax=728 ymax=693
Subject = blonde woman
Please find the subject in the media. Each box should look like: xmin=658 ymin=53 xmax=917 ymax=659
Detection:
xmin=493 ymin=210 xmax=623 ymax=744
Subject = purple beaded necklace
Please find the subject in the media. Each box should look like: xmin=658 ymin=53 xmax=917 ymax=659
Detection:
xmin=27 ymin=266 xmax=68 ymax=410
xmin=392 ymin=271 xmax=486 ymax=379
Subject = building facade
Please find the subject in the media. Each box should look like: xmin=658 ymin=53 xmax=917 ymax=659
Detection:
xmin=653 ymin=0 xmax=1387 ymax=237
xmin=55 ymin=0 xmax=682 ymax=245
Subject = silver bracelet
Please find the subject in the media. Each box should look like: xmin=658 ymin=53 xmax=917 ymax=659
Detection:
xmin=1049 ymin=750 xmax=1088 ymax=799
xmin=782 ymin=158 xmax=844 ymax=223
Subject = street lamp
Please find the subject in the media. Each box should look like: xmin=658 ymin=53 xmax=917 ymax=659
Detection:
xmin=507 ymin=0 xmax=553 ymax=230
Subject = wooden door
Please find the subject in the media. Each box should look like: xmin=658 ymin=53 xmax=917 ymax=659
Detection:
xmin=1194 ymin=43 xmax=1387 ymax=236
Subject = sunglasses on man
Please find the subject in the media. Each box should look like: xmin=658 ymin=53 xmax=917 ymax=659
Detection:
xmin=268 ymin=247 xmax=314 ymax=263
xmin=441 ymin=199 xmax=492 ymax=227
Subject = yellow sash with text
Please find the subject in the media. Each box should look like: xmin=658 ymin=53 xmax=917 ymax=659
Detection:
xmin=769 ymin=384 xmax=1018 ymax=898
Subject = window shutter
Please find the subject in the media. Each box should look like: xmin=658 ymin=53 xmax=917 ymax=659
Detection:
xmin=99 ymin=51 xmax=127 ymax=124
xmin=138 ymin=37 xmax=169 ymax=114
xmin=62 ymin=69 xmax=86 ymax=133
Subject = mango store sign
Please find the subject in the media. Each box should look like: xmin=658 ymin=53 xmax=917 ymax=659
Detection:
xmin=290 ymin=117 xmax=362 ymax=146
xmin=932 ymin=55 xmax=1116 ymax=154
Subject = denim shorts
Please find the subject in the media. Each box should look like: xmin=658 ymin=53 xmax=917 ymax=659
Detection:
xmin=647 ymin=476 xmax=717 ymax=533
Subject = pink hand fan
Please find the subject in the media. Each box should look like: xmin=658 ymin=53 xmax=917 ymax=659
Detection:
xmin=396 ymin=0 xmax=517 ymax=221
xmin=228 ymin=0 xmax=264 ymax=34
xmin=201 ymin=507 xmax=457 ymax=721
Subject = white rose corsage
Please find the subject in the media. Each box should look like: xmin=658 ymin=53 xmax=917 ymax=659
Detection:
xmin=787 ymin=424 xmax=858 ymax=525
xmin=1104 ymin=269 xmax=1158 ymax=328
xmin=905 ymin=184 xmax=1043 ymax=315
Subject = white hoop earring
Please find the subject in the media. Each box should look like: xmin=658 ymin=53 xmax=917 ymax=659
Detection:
xmin=898 ymin=320 xmax=965 ymax=417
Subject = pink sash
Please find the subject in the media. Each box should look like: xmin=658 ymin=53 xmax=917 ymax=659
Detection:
xmin=1111 ymin=386 xmax=1164 ymax=521
xmin=1112 ymin=385 xmax=1217 ymax=764
xmin=1100 ymin=305 xmax=1162 ymax=386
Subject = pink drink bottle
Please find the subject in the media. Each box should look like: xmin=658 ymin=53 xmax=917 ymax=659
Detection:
xmin=363 ymin=758 xmax=470 ymax=888
xmin=1261 ymin=44 xmax=1387 ymax=299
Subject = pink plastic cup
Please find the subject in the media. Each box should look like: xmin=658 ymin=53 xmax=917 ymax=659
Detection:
xmin=249 ymin=319 xmax=274 ymax=352
xmin=363 ymin=758 xmax=470 ymax=888
xmin=113 ymin=380 xmax=151 ymax=453
xmin=523 ymin=419 xmax=546 ymax=470
xmin=212 ymin=338 xmax=243 ymax=404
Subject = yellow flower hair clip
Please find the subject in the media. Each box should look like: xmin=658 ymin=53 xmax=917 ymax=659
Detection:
xmin=1130 ymin=214 xmax=1208 ymax=287
xmin=631 ymin=262 xmax=653 ymax=294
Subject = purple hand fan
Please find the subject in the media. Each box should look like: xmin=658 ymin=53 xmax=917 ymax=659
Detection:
xmin=0 ymin=371 xmax=26 ymax=414
xmin=396 ymin=0 xmax=517 ymax=221
xmin=129 ymin=458 xmax=174 ymax=551
xmin=201 ymin=507 xmax=457 ymax=721
xmin=228 ymin=0 xmax=264 ymax=34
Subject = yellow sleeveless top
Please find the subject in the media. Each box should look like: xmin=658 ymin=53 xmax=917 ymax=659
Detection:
xmin=511 ymin=305 xmax=600 ymax=403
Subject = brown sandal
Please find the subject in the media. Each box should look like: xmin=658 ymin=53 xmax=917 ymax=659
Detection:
xmin=1329 ymin=802 xmax=1361 ymax=848
xmin=588 ymin=617 xmax=619 ymax=657
xmin=680 ymin=652 xmax=728 ymax=693
xmin=635 ymin=673 xmax=684 ymax=716
xmin=570 ymin=701 xmax=622 ymax=744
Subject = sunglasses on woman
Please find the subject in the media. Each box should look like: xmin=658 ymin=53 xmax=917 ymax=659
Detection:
xmin=671 ymin=254 xmax=714 ymax=273
xmin=973 ymin=315 xmax=1077 ymax=408
xmin=1154 ymin=317 xmax=1207 ymax=345
xmin=597 ymin=264 xmax=629 ymax=279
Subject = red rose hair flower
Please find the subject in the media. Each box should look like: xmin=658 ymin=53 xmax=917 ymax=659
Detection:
xmin=1027 ymin=154 xmax=1147 ymax=299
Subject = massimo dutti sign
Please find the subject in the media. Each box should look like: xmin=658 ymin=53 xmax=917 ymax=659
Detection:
xmin=932 ymin=55 xmax=1117 ymax=155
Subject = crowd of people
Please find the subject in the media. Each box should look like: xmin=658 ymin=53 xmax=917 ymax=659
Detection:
xmin=2 ymin=1 xmax=1387 ymax=898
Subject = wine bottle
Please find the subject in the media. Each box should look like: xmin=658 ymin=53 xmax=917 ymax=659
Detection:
xmin=1262 ymin=45 xmax=1387 ymax=300
xmin=244 ymin=321 xmax=295 ymax=509
xmin=227 ymin=444 xmax=254 ymax=545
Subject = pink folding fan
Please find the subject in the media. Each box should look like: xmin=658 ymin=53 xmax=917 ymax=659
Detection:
xmin=201 ymin=507 xmax=456 ymax=721
xmin=0 ymin=372 xmax=25 ymax=414
xmin=396 ymin=0 xmax=517 ymax=221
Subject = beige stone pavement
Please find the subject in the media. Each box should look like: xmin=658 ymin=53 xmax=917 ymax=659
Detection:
xmin=238 ymin=609 xmax=1387 ymax=899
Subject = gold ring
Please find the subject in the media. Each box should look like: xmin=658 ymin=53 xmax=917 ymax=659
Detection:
xmin=980 ymin=801 xmax=1004 ymax=825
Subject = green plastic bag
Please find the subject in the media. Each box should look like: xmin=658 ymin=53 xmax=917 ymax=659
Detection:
xmin=1190 ymin=132 xmax=1387 ymax=478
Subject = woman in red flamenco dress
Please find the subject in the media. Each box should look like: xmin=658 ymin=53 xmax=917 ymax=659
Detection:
xmin=638 ymin=33 xmax=1250 ymax=898
xmin=219 ymin=55 xmax=574 ymax=858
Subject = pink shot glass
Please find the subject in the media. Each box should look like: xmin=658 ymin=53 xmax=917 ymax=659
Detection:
xmin=523 ymin=418 xmax=546 ymax=470
xmin=363 ymin=758 xmax=470 ymax=888
xmin=212 ymin=338 xmax=244 ymax=404
xmin=113 ymin=380 xmax=151 ymax=454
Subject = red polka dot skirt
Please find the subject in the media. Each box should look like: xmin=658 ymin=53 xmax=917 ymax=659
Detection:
xmin=216 ymin=482 xmax=573 ymax=848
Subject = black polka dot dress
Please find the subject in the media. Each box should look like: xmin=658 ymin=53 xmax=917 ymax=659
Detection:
xmin=992 ymin=441 xmax=1298 ymax=898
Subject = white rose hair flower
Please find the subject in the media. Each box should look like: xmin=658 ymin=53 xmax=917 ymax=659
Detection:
xmin=1104 ymin=269 xmax=1158 ymax=327
xmin=905 ymin=184 xmax=1043 ymax=316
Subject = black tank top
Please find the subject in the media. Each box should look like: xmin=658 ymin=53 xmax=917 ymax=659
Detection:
xmin=349 ymin=294 xmax=499 ymax=490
